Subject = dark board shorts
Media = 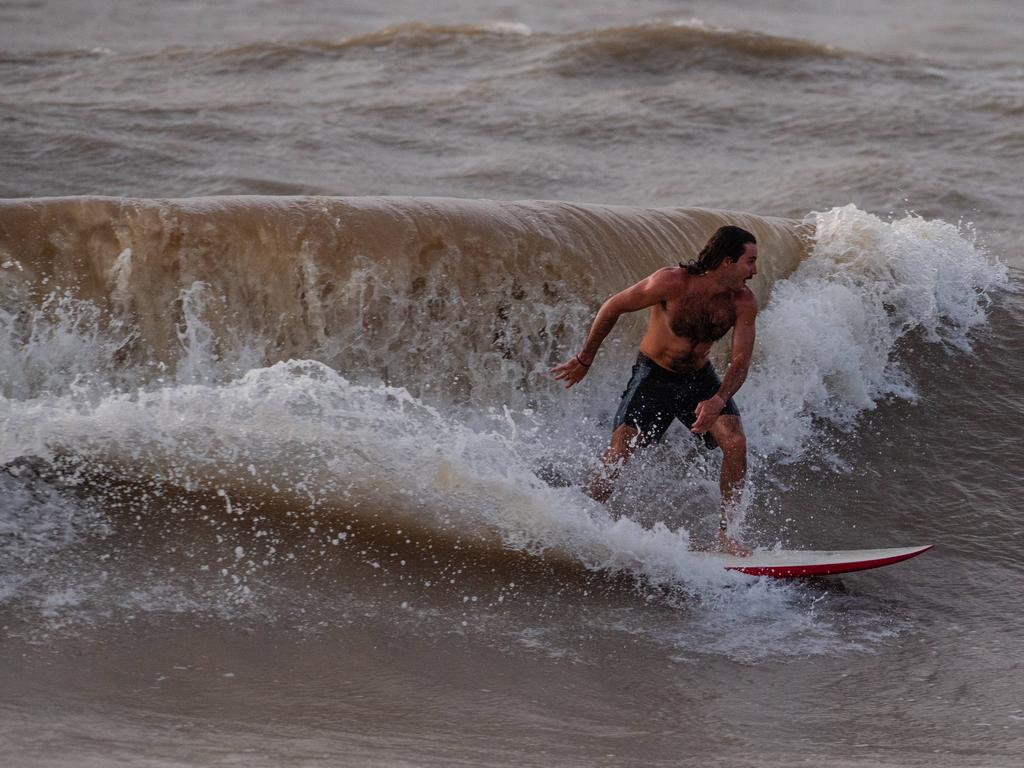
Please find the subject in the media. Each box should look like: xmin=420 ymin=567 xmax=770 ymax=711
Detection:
xmin=612 ymin=353 xmax=739 ymax=450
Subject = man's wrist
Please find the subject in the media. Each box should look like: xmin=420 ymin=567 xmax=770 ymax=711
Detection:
xmin=577 ymin=351 xmax=594 ymax=366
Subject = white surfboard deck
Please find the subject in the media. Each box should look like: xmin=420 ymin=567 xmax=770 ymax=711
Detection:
xmin=694 ymin=544 xmax=933 ymax=578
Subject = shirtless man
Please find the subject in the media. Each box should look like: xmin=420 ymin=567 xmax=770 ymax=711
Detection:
xmin=550 ymin=225 xmax=758 ymax=556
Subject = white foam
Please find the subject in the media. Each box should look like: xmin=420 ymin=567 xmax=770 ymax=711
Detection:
xmin=742 ymin=205 xmax=1008 ymax=460
xmin=479 ymin=21 xmax=532 ymax=36
xmin=0 ymin=361 xmax=737 ymax=589
xmin=0 ymin=356 xmax=905 ymax=657
xmin=0 ymin=291 xmax=132 ymax=400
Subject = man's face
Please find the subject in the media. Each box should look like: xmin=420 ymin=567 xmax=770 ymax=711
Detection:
xmin=731 ymin=243 xmax=758 ymax=285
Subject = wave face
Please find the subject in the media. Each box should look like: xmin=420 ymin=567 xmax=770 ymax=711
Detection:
xmin=0 ymin=197 xmax=1006 ymax=611
xmin=0 ymin=196 xmax=809 ymax=403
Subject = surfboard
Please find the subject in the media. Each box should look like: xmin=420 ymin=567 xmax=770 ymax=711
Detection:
xmin=697 ymin=544 xmax=933 ymax=578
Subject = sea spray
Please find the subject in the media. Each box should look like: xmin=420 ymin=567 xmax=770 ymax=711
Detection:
xmin=742 ymin=205 xmax=1008 ymax=462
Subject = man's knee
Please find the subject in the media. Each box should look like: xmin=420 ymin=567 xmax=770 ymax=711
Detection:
xmin=717 ymin=427 xmax=747 ymax=459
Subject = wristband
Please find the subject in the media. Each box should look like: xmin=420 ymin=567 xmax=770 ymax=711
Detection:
xmin=575 ymin=355 xmax=591 ymax=368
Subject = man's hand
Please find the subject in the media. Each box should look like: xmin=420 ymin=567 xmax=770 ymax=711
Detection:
xmin=691 ymin=394 xmax=725 ymax=433
xmin=550 ymin=354 xmax=592 ymax=388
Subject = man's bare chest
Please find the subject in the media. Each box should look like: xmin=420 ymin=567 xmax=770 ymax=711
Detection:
xmin=661 ymin=293 xmax=736 ymax=344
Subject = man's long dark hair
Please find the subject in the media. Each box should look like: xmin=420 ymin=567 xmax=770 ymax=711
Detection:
xmin=682 ymin=226 xmax=757 ymax=275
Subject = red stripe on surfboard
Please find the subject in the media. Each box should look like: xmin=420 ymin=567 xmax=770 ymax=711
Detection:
xmin=725 ymin=545 xmax=934 ymax=578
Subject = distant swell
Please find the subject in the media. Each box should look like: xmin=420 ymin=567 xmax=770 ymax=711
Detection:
xmin=4 ymin=21 xmax=869 ymax=76
xmin=554 ymin=20 xmax=849 ymax=77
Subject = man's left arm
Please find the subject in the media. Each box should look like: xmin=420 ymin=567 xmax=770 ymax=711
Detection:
xmin=691 ymin=295 xmax=757 ymax=433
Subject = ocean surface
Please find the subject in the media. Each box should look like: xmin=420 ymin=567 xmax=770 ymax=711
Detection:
xmin=2 ymin=1 xmax=1023 ymax=766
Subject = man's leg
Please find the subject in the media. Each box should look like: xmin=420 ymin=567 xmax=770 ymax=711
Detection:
xmin=709 ymin=414 xmax=752 ymax=556
xmin=587 ymin=423 xmax=641 ymax=502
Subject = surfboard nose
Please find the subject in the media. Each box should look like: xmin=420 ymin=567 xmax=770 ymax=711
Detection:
xmin=710 ymin=544 xmax=934 ymax=578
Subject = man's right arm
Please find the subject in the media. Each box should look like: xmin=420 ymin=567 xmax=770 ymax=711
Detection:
xmin=550 ymin=268 xmax=675 ymax=388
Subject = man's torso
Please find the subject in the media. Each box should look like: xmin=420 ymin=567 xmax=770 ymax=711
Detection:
xmin=638 ymin=270 xmax=741 ymax=372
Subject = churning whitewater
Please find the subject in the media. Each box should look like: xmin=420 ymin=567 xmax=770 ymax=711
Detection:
xmin=0 ymin=197 xmax=1006 ymax=661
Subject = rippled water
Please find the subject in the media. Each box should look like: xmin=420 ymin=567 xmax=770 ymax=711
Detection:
xmin=2 ymin=2 xmax=1023 ymax=766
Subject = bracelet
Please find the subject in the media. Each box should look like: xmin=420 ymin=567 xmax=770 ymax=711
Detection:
xmin=719 ymin=517 xmax=729 ymax=532
xmin=575 ymin=355 xmax=591 ymax=368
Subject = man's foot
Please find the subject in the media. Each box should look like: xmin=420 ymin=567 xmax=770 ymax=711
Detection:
xmin=718 ymin=530 xmax=752 ymax=557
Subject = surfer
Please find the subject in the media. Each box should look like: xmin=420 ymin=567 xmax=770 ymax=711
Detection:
xmin=551 ymin=225 xmax=758 ymax=556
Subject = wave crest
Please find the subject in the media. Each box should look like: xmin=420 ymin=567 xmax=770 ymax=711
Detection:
xmin=0 ymin=195 xmax=809 ymax=402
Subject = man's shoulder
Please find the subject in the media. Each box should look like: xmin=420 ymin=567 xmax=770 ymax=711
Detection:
xmin=647 ymin=265 xmax=689 ymax=290
xmin=650 ymin=264 xmax=688 ymax=279
xmin=734 ymin=286 xmax=758 ymax=314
